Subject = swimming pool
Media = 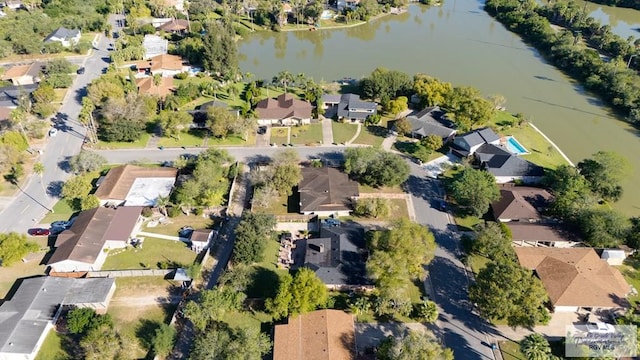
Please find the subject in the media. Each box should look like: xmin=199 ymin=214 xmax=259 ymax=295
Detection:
xmin=505 ymin=136 xmax=529 ymax=155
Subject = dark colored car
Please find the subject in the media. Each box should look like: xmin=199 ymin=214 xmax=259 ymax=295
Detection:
xmin=28 ymin=228 xmax=50 ymax=236
xmin=437 ymin=200 xmax=447 ymax=211
xmin=178 ymin=226 xmax=194 ymax=238
xmin=77 ymin=67 xmax=85 ymax=75
xmin=257 ymin=126 xmax=267 ymax=135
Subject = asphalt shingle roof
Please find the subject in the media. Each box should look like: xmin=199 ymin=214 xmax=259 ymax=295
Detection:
xmin=298 ymin=167 xmax=359 ymax=213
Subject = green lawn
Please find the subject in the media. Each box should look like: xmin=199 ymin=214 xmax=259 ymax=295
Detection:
xmin=252 ymin=192 xmax=292 ymax=215
xmin=157 ymin=129 xmax=207 ymax=148
xmin=96 ymin=133 xmax=151 ymax=150
xmin=180 ymin=96 xmax=216 ymax=111
xmin=143 ymin=214 xmax=215 ymax=237
xmin=499 ymin=340 xmax=525 ymax=360
xmin=331 ymin=121 xmax=359 ymax=144
xmin=290 ymin=124 xmax=323 ymax=145
xmin=487 ymin=111 xmax=569 ymax=170
xmin=102 ymin=237 xmax=197 ymax=270
xmin=347 ymin=198 xmax=410 ymax=221
xmin=53 ymin=88 xmax=68 ymax=103
xmin=270 ymin=127 xmax=289 ymax=145
xmin=359 ymin=183 xmax=404 ymax=194
xmin=207 ymin=134 xmax=253 ymax=146
xmin=41 ymin=200 xmax=75 ymax=223
xmin=617 ymin=257 xmax=640 ymax=306
xmin=353 ymin=125 xmax=385 ymax=146
xmin=246 ymin=239 xmax=289 ymax=299
xmin=221 ymin=310 xmax=273 ymax=330
xmin=35 ymin=331 xmax=68 ymax=360
xmin=453 ymin=214 xmax=482 ymax=232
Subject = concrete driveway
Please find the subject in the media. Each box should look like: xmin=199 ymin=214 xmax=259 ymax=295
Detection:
xmin=256 ymin=126 xmax=270 ymax=147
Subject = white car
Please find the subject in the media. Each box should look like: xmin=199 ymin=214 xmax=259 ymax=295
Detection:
xmin=585 ymin=322 xmax=615 ymax=334
xmin=48 ymin=128 xmax=58 ymax=137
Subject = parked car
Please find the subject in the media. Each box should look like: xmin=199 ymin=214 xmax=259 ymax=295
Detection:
xmin=28 ymin=228 xmax=50 ymax=236
xmin=178 ymin=226 xmax=194 ymax=238
xmin=48 ymin=128 xmax=58 ymax=137
xmin=257 ymin=126 xmax=267 ymax=135
xmin=437 ymin=200 xmax=447 ymax=211
xmin=77 ymin=67 xmax=85 ymax=75
xmin=586 ymin=322 xmax=615 ymax=334
xmin=50 ymin=220 xmax=70 ymax=229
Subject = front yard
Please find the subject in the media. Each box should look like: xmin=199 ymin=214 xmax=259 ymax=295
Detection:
xmin=270 ymin=127 xmax=289 ymax=145
xmin=290 ymin=124 xmax=323 ymax=145
xmin=331 ymin=121 xmax=359 ymax=144
xmin=157 ymin=129 xmax=207 ymax=148
xmin=353 ymin=125 xmax=386 ymax=146
xmin=95 ymin=133 xmax=151 ymax=149
xmin=101 ymin=237 xmax=197 ymax=270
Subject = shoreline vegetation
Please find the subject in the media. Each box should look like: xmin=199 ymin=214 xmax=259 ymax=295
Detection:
xmin=585 ymin=0 xmax=640 ymax=11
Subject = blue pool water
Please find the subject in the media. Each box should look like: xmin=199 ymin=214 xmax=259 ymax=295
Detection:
xmin=505 ymin=136 xmax=529 ymax=155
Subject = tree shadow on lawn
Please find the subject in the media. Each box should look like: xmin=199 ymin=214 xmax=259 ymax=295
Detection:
xmin=246 ymin=266 xmax=281 ymax=299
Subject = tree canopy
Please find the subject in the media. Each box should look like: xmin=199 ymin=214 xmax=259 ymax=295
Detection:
xmin=173 ymin=149 xmax=233 ymax=208
xmin=577 ymin=151 xmax=631 ymax=202
xmin=376 ymin=330 xmax=453 ymax=360
xmin=183 ymin=287 xmax=246 ymax=332
xmin=360 ymin=68 xmax=412 ymax=102
xmin=69 ymin=151 xmax=106 ymax=173
xmin=189 ymin=322 xmax=271 ymax=360
xmin=344 ymin=147 xmax=410 ymax=187
xmin=448 ymin=167 xmax=500 ymax=217
xmin=265 ymin=268 xmax=328 ymax=319
xmin=0 ymin=232 xmax=39 ymax=267
xmin=519 ymin=333 xmax=553 ymax=360
xmin=232 ymin=213 xmax=277 ymax=264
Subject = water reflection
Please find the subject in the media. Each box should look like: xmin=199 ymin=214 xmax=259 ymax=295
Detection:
xmin=574 ymin=0 xmax=640 ymax=39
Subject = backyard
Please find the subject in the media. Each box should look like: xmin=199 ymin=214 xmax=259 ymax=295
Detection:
xmin=143 ymin=214 xmax=215 ymax=237
xmin=290 ymin=124 xmax=323 ymax=145
xmin=101 ymin=237 xmax=197 ymax=270
xmin=617 ymin=256 xmax=640 ymax=307
xmin=331 ymin=121 xmax=359 ymax=144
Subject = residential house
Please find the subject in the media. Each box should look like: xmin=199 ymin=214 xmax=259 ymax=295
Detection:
xmin=491 ymin=185 xmax=552 ymax=222
xmin=0 ymin=0 xmax=22 ymax=10
xmin=136 ymin=76 xmax=175 ymax=99
xmin=157 ymin=18 xmax=190 ymax=35
xmin=515 ymin=247 xmax=631 ymax=312
xmin=44 ymin=27 xmax=81 ymax=47
xmin=135 ymin=54 xmax=187 ymax=77
xmin=143 ymin=34 xmax=169 ymax=59
xmin=255 ymin=93 xmax=314 ymax=126
xmin=94 ymin=164 xmax=178 ymax=207
xmin=405 ymin=105 xmax=457 ymax=142
xmin=47 ymin=206 xmax=144 ymax=272
xmin=1 ymin=62 xmax=45 ymax=86
xmin=0 ymin=84 xmax=38 ymax=108
xmin=337 ymin=0 xmax=360 ymax=11
xmin=188 ymin=229 xmax=213 ymax=253
xmin=322 ymin=93 xmax=377 ymax=123
xmin=0 ymin=277 xmax=115 ymax=360
xmin=474 ymin=143 xmax=545 ymax=184
xmin=508 ymin=222 xmax=582 ymax=248
xmin=273 ymin=309 xmax=356 ymax=360
xmin=190 ymin=100 xmax=239 ymax=127
xmin=299 ymin=225 xmax=371 ymax=290
xmin=149 ymin=17 xmax=173 ymax=28
xmin=451 ymin=127 xmax=500 ymax=157
xmin=298 ymin=167 xmax=359 ymax=217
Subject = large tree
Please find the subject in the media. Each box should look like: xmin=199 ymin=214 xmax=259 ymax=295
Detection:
xmin=69 ymin=151 xmax=107 ymax=173
xmin=189 ymin=323 xmax=271 ymax=360
xmin=444 ymin=86 xmax=495 ymax=131
xmin=544 ymin=165 xmax=596 ymax=218
xmin=412 ymin=74 xmax=453 ymax=108
xmin=232 ymin=213 xmax=277 ymax=264
xmin=183 ymin=287 xmax=246 ymax=333
xmin=471 ymin=222 xmax=514 ymax=261
xmin=377 ymin=330 xmax=453 ymax=360
xmin=202 ymin=21 xmax=238 ymax=78
xmin=575 ymin=208 xmax=630 ymax=248
xmin=577 ymin=151 xmax=631 ymax=202
xmin=519 ymin=333 xmax=552 ymax=360
xmin=265 ymin=268 xmax=327 ymax=319
xmin=469 ymin=260 xmax=550 ymax=329
xmin=448 ymin=167 xmax=500 ymax=217
xmin=344 ymin=147 xmax=410 ymax=187
xmin=158 ymin=110 xmax=193 ymax=140
xmin=0 ymin=232 xmax=39 ymax=266
xmin=205 ymin=106 xmax=237 ymax=138
xmin=360 ymin=68 xmax=412 ymax=102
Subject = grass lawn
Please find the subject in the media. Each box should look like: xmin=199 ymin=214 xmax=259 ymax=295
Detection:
xmin=41 ymin=200 xmax=75 ymax=223
xmin=353 ymin=125 xmax=385 ymax=146
xmin=487 ymin=111 xmax=568 ymax=170
xmin=290 ymin=124 xmax=323 ymax=145
xmin=173 ymin=76 xmax=213 ymax=88
xmin=221 ymin=310 xmax=273 ymax=330
xmin=0 ymin=254 xmax=47 ymax=299
xmin=53 ymin=88 xmax=68 ymax=103
xmin=180 ymin=96 xmax=216 ymax=111
xmin=616 ymin=257 xmax=640 ymax=306
xmin=359 ymin=183 xmax=404 ymax=194
xmin=157 ymin=129 xmax=206 ymax=148
xmin=245 ymin=239 xmax=289 ymax=299
xmin=143 ymin=214 xmax=215 ymax=237
xmin=207 ymin=134 xmax=253 ymax=146
xmin=102 ymin=237 xmax=197 ymax=270
xmin=499 ymin=340 xmax=525 ymax=360
xmin=454 ymin=214 xmax=482 ymax=232
xmin=331 ymin=121 xmax=359 ymax=144
xmin=252 ymin=191 xmax=297 ymax=215
xmin=270 ymin=127 xmax=290 ymax=145
xmin=347 ymin=198 xmax=410 ymax=222
xmin=96 ymin=133 xmax=151 ymax=150
xmin=35 ymin=331 xmax=68 ymax=360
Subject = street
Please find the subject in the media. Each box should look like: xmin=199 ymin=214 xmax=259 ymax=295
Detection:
xmin=0 ymin=16 xmax=120 ymax=234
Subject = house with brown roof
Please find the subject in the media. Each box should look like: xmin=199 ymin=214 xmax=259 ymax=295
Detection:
xmin=491 ymin=185 xmax=552 ymax=222
xmin=515 ymin=247 xmax=631 ymax=312
xmin=298 ymin=167 xmax=359 ymax=217
xmin=508 ymin=222 xmax=582 ymax=248
xmin=47 ymin=206 xmax=144 ymax=272
xmin=255 ymin=93 xmax=313 ymax=126
xmin=136 ymin=76 xmax=175 ymax=99
xmin=135 ymin=54 xmax=187 ymax=77
xmin=273 ymin=309 xmax=356 ymax=360
xmin=94 ymin=165 xmax=178 ymax=207
xmin=157 ymin=18 xmax=190 ymax=34
xmin=1 ymin=62 xmax=45 ymax=85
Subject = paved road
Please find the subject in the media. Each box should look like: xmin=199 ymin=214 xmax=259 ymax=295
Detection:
xmin=403 ymin=162 xmax=498 ymax=360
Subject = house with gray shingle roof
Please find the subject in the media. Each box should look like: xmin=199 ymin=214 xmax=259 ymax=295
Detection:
xmin=0 ymin=277 xmax=115 ymax=360
xmin=322 ymin=93 xmax=377 ymax=123
xmin=405 ymin=105 xmax=456 ymax=141
xmin=474 ymin=144 xmax=544 ymax=184
xmin=451 ymin=127 xmax=501 ymax=157
xmin=298 ymin=167 xmax=359 ymax=217
xmin=44 ymin=27 xmax=81 ymax=47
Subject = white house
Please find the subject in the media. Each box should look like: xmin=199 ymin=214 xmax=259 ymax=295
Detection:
xmin=337 ymin=0 xmax=360 ymax=11
xmin=47 ymin=207 xmax=144 ymax=272
xmin=44 ymin=27 xmax=81 ymax=47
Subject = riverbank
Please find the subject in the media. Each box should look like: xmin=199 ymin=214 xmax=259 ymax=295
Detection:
xmin=529 ymin=123 xmax=575 ymax=167
xmin=279 ymin=11 xmax=394 ymax=32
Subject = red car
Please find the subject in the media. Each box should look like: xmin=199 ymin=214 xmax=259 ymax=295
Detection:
xmin=28 ymin=228 xmax=50 ymax=236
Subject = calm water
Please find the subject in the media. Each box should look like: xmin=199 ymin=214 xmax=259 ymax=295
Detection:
xmin=239 ymin=0 xmax=640 ymax=215
xmin=578 ymin=0 xmax=640 ymax=39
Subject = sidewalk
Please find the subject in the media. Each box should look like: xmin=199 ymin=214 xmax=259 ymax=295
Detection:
xmin=136 ymin=231 xmax=183 ymax=241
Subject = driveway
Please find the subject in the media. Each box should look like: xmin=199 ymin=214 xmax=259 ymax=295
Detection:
xmin=422 ymin=153 xmax=460 ymax=179
xmin=256 ymin=126 xmax=270 ymax=147
xmin=355 ymin=322 xmax=433 ymax=354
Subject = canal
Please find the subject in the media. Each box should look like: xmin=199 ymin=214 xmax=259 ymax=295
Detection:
xmin=238 ymin=0 xmax=640 ymax=215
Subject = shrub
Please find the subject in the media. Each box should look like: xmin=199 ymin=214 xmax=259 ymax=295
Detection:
xmin=193 ymin=207 xmax=203 ymax=216
xmin=174 ymin=72 xmax=189 ymax=80
xmin=141 ymin=207 xmax=153 ymax=217
xmin=168 ymin=206 xmax=182 ymax=217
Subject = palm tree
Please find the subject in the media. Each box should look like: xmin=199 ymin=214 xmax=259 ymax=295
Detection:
xmin=155 ymin=195 xmax=171 ymax=217
xmin=519 ymin=333 xmax=552 ymax=360
xmin=228 ymin=84 xmax=240 ymax=101
xmin=274 ymin=71 xmax=294 ymax=93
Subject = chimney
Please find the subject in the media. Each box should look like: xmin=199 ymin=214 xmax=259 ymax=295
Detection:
xmin=319 ymin=243 xmax=325 ymax=253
